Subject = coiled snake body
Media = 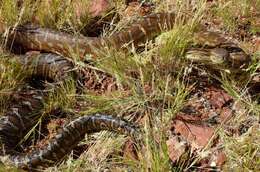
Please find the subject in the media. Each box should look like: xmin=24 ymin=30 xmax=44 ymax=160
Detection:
xmin=0 ymin=53 xmax=137 ymax=169
xmin=1 ymin=12 xmax=251 ymax=170
xmin=2 ymin=13 xmax=177 ymax=168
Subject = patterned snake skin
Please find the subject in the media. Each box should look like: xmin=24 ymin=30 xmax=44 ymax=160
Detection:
xmin=1 ymin=113 xmax=137 ymax=169
xmin=8 ymin=12 xmax=249 ymax=68
xmin=17 ymin=53 xmax=76 ymax=82
xmin=0 ymin=53 xmax=75 ymax=153
xmin=0 ymin=53 xmax=138 ymax=169
xmin=185 ymin=31 xmax=250 ymax=69
xmin=0 ymin=87 xmax=45 ymax=153
xmin=8 ymin=13 xmax=176 ymax=59
xmin=2 ymin=11 xmax=250 ymax=170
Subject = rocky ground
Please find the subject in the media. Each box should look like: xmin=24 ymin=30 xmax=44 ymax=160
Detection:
xmin=0 ymin=0 xmax=259 ymax=171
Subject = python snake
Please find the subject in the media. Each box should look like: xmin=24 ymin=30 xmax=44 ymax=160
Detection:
xmin=8 ymin=12 xmax=250 ymax=69
xmin=185 ymin=31 xmax=250 ymax=70
xmin=8 ymin=13 xmax=176 ymax=59
xmin=0 ymin=53 xmax=137 ymax=169
xmin=1 ymin=12 xmax=251 ymax=170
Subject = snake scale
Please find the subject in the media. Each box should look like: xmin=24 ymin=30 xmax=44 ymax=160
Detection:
xmin=1 ymin=11 xmax=250 ymax=170
xmin=8 ymin=12 xmax=249 ymax=67
xmin=8 ymin=13 xmax=176 ymax=59
xmin=0 ymin=53 xmax=137 ymax=169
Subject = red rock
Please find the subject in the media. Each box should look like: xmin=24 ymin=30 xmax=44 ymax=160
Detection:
xmin=215 ymin=151 xmax=226 ymax=167
xmin=206 ymin=87 xmax=232 ymax=109
xmin=173 ymin=119 xmax=215 ymax=149
xmin=89 ymin=0 xmax=111 ymax=17
xmin=166 ymin=137 xmax=187 ymax=162
xmin=219 ymin=107 xmax=233 ymax=123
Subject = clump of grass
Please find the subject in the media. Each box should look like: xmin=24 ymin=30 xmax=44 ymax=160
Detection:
xmin=44 ymin=78 xmax=77 ymax=113
xmin=0 ymin=0 xmax=93 ymax=35
xmin=82 ymin=45 xmax=190 ymax=171
xmin=0 ymin=53 xmax=29 ymax=110
xmin=220 ymin=71 xmax=260 ymax=170
xmin=247 ymin=52 xmax=260 ymax=73
xmin=0 ymin=0 xmax=19 ymax=26
xmin=158 ymin=0 xmax=206 ymax=59
xmin=134 ymin=116 xmax=172 ymax=172
xmin=0 ymin=0 xmax=36 ymax=27
xmin=221 ymin=125 xmax=260 ymax=171
xmin=45 ymin=133 xmax=129 ymax=172
xmin=35 ymin=0 xmax=91 ymax=31
xmin=213 ymin=0 xmax=260 ymax=33
xmin=95 ymin=49 xmax=141 ymax=88
xmin=0 ymin=0 xmax=259 ymax=171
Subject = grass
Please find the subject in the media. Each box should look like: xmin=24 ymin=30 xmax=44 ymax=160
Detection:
xmin=213 ymin=0 xmax=260 ymax=33
xmin=0 ymin=53 xmax=29 ymax=111
xmin=0 ymin=0 xmax=259 ymax=171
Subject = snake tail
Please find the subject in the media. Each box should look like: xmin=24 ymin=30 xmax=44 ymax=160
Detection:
xmin=1 ymin=114 xmax=137 ymax=169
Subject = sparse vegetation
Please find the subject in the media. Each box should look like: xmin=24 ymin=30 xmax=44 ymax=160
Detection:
xmin=0 ymin=0 xmax=259 ymax=171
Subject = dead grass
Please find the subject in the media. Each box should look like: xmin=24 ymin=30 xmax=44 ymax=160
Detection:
xmin=0 ymin=0 xmax=259 ymax=171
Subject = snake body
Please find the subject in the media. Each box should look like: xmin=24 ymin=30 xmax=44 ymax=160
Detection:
xmin=19 ymin=53 xmax=75 ymax=81
xmin=1 ymin=114 xmax=137 ymax=169
xmin=8 ymin=13 xmax=176 ymax=59
xmin=2 ymin=11 xmax=251 ymax=170
xmin=0 ymin=53 xmax=137 ymax=169
xmin=186 ymin=31 xmax=250 ymax=69
xmin=0 ymin=53 xmax=74 ymax=153
xmin=8 ymin=12 xmax=249 ymax=68
xmin=0 ymin=87 xmax=44 ymax=153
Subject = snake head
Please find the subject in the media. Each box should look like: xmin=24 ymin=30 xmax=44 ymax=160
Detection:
xmin=186 ymin=48 xmax=227 ymax=65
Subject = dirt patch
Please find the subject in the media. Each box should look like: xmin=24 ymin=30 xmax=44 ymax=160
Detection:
xmin=167 ymin=84 xmax=236 ymax=170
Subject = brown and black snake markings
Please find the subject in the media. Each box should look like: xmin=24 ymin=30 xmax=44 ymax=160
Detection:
xmin=0 ymin=53 xmax=75 ymax=153
xmin=1 ymin=113 xmax=137 ymax=169
xmin=1 ymin=11 xmax=251 ymax=170
xmin=0 ymin=93 xmax=137 ymax=169
xmin=0 ymin=87 xmax=44 ymax=153
xmin=8 ymin=13 xmax=176 ymax=59
xmin=0 ymin=53 xmax=138 ymax=170
xmin=18 ymin=53 xmax=75 ymax=82
xmin=185 ymin=31 xmax=250 ymax=70
xmin=1 ymin=13 xmax=177 ymax=169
